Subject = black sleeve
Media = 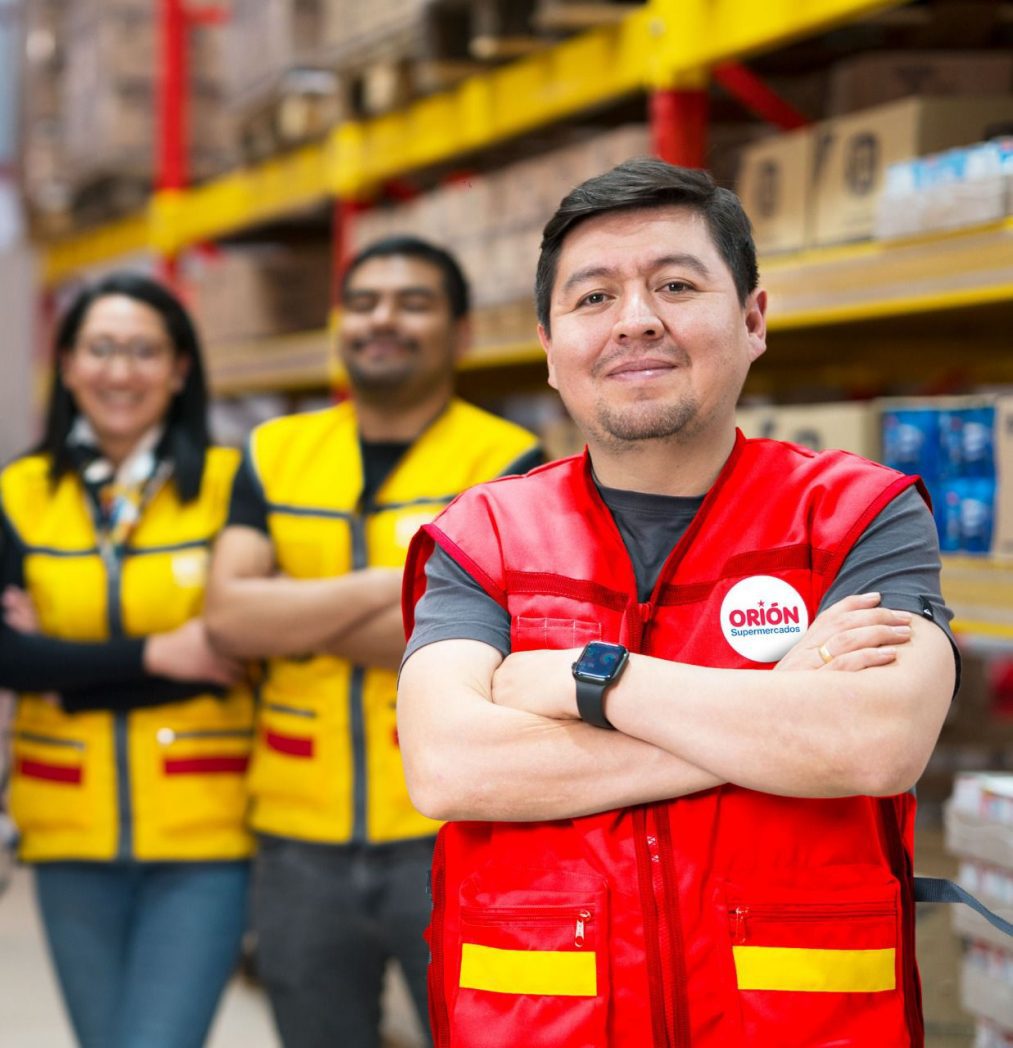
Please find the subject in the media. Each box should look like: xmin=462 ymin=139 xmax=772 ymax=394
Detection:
xmin=0 ymin=511 xmax=223 ymax=709
xmin=225 ymin=447 xmax=270 ymax=533
xmin=501 ymin=445 xmax=545 ymax=477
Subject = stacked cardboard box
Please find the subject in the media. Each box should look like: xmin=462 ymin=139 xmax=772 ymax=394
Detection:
xmin=351 ymin=124 xmax=650 ymax=325
xmin=189 ymin=244 xmax=332 ymax=347
xmin=736 ymin=401 xmax=881 ymax=460
xmin=19 ymin=0 xmax=69 ymax=234
xmin=945 ymin=773 xmax=1013 ymax=1043
xmin=737 ymin=96 xmax=1013 ymax=252
xmin=226 ymin=0 xmax=327 ymax=103
xmin=23 ymin=0 xmax=237 ymax=219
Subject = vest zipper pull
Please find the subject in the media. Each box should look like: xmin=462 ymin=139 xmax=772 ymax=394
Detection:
xmin=575 ymin=910 xmax=591 ymax=948
xmin=732 ymin=907 xmax=748 ymax=944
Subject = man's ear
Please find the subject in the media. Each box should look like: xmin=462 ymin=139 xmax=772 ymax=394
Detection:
xmin=538 ymin=323 xmax=558 ymax=391
xmin=745 ymin=289 xmax=767 ymax=364
xmin=452 ymin=317 xmax=472 ymax=363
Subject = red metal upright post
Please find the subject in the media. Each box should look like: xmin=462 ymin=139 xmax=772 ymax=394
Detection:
xmin=650 ymin=88 xmax=709 ymax=168
xmin=155 ymin=0 xmax=187 ymax=287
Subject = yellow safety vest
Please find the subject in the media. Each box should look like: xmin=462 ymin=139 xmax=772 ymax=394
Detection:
xmin=246 ymin=398 xmax=539 ymax=844
xmin=2 ymin=447 xmax=254 ymax=863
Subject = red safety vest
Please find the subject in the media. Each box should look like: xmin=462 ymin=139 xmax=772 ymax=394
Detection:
xmin=404 ymin=433 xmax=928 ymax=1048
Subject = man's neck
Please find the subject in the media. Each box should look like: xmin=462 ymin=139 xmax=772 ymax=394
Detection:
xmin=352 ymin=388 xmax=454 ymax=443
xmin=587 ymin=425 xmax=737 ymax=498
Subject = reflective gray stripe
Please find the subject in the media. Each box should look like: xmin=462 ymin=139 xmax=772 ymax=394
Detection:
xmin=14 ymin=731 xmax=85 ymax=751
xmin=105 ymin=550 xmax=133 ymax=860
xmin=266 ymin=503 xmax=355 ymax=521
xmin=123 ymin=540 xmax=208 ymax=557
xmin=349 ymin=513 xmax=369 ymax=842
xmin=263 ymin=703 xmax=317 ymax=719
xmin=21 ymin=545 xmax=98 ymax=557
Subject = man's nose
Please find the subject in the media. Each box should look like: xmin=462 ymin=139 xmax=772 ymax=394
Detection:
xmin=613 ymin=292 xmax=662 ymax=341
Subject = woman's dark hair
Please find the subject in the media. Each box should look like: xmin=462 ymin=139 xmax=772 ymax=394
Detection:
xmin=535 ymin=157 xmax=759 ymax=334
xmin=38 ymin=271 xmax=211 ymax=502
xmin=341 ymin=236 xmax=470 ymax=319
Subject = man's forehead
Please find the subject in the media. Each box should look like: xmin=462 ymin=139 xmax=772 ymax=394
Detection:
xmin=347 ymin=254 xmax=444 ymax=292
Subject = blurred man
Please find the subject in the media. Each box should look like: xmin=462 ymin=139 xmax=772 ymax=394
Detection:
xmin=206 ymin=237 xmax=540 ymax=1048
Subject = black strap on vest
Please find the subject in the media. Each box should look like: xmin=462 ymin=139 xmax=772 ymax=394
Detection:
xmin=914 ymin=876 xmax=1013 ymax=937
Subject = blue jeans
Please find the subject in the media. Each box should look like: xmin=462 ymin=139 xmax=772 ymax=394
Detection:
xmin=34 ymin=860 xmax=250 ymax=1048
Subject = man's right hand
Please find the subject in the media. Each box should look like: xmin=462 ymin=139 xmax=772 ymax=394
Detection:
xmin=774 ymin=592 xmax=913 ymax=673
xmin=144 ymin=618 xmax=245 ymax=687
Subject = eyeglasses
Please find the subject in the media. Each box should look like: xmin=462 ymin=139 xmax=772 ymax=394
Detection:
xmin=74 ymin=338 xmax=174 ymax=367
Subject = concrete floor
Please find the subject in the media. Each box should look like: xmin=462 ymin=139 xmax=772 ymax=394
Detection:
xmin=0 ymin=828 xmax=976 ymax=1047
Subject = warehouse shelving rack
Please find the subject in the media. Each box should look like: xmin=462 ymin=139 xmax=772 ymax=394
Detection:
xmin=31 ymin=0 xmax=1013 ymax=645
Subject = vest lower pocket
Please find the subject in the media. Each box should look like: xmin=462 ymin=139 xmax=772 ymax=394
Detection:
xmin=451 ymin=886 xmax=609 ymax=1048
xmin=722 ymin=870 xmax=908 ymax=1047
xmin=9 ymin=727 xmax=95 ymax=835
xmin=149 ymin=725 xmax=253 ymax=837
xmin=247 ymin=702 xmax=329 ymax=808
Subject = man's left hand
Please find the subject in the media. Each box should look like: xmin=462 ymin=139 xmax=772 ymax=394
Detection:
xmin=490 ymin=648 xmax=581 ymax=720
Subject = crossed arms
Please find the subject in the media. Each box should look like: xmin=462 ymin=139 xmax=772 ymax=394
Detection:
xmin=397 ymin=593 xmax=954 ymax=823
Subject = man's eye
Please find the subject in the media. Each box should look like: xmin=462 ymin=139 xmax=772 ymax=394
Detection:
xmin=579 ymin=292 xmax=607 ymax=306
xmin=663 ymin=281 xmax=692 ymax=293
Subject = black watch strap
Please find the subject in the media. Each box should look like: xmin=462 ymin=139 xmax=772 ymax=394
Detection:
xmin=575 ymin=678 xmax=616 ymax=730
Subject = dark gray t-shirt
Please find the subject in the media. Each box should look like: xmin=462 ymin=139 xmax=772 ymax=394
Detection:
xmin=404 ymin=484 xmax=957 ymax=664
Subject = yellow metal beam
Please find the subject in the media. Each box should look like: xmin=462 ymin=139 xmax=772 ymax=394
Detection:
xmin=39 ymin=0 xmax=910 ymax=279
xmin=42 ymin=213 xmax=151 ymax=285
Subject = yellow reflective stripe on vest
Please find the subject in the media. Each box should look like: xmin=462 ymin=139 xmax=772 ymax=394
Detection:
xmin=459 ymin=943 xmax=597 ymax=997
xmin=732 ymin=945 xmax=896 ymax=992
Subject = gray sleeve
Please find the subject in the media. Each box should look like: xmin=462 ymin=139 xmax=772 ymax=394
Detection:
xmin=820 ymin=487 xmax=959 ymax=681
xmin=402 ymin=545 xmax=512 ymax=664
xmin=820 ymin=488 xmax=950 ymax=624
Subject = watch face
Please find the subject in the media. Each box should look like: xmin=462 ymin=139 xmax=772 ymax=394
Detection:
xmin=575 ymin=642 xmax=627 ymax=681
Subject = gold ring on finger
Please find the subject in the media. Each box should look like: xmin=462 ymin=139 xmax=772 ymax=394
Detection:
xmin=818 ymin=642 xmax=834 ymax=665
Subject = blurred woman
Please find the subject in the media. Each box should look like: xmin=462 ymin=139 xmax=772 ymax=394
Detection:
xmin=0 ymin=272 xmax=254 ymax=1048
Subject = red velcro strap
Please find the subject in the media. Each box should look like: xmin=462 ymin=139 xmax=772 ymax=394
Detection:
xmin=163 ymin=755 xmax=251 ymax=775
xmin=17 ymin=757 xmax=83 ymax=785
xmin=263 ymin=729 xmax=314 ymax=758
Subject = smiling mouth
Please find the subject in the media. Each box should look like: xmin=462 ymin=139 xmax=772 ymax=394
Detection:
xmin=606 ymin=359 xmax=678 ymax=378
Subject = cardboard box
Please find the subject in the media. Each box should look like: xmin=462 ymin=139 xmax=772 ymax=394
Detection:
xmin=736 ymin=128 xmax=814 ymax=254
xmin=812 ymin=96 xmax=1013 ymax=246
xmin=829 ymin=51 xmax=1013 ymax=117
xmin=736 ymin=401 xmax=881 ymax=460
xmin=993 ymin=396 xmax=1013 ymax=560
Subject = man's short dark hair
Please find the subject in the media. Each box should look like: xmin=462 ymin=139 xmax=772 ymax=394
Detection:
xmin=535 ymin=158 xmax=759 ymax=332
xmin=342 ymin=236 xmax=470 ymax=319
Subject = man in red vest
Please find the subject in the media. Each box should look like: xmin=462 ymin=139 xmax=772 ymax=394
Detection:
xmin=397 ymin=159 xmax=956 ymax=1047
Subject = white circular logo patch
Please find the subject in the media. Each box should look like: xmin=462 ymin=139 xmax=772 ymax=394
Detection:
xmin=720 ymin=575 xmax=809 ymax=663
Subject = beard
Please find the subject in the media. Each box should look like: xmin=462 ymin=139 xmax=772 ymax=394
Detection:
xmin=590 ymin=392 xmax=701 ymax=449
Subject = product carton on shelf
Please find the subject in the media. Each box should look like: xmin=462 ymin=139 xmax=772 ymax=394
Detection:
xmin=736 ymin=127 xmax=815 ymax=255
xmin=190 ymin=245 xmax=332 ymax=348
xmin=735 ymin=401 xmax=881 ymax=460
xmin=992 ymin=396 xmax=1013 ymax=560
xmin=811 ymin=96 xmax=1013 ymax=247
xmin=880 ymin=395 xmax=999 ymax=556
xmin=827 ymin=51 xmax=1013 ymax=117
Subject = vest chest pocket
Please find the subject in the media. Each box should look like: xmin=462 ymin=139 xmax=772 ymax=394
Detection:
xmin=720 ymin=870 xmax=908 ymax=1047
xmin=451 ymin=877 xmax=610 ymax=1048
xmin=511 ymin=617 xmax=602 ymax=653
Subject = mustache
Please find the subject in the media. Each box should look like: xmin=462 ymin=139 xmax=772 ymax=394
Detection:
xmin=591 ymin=344 xmax=690 ymax=378
xmin=348 ymin=334 xmax=418 ymax=353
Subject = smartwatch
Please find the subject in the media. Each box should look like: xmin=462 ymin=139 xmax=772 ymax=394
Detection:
xmin=571 ymin=641 xmax=629 ymax=730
